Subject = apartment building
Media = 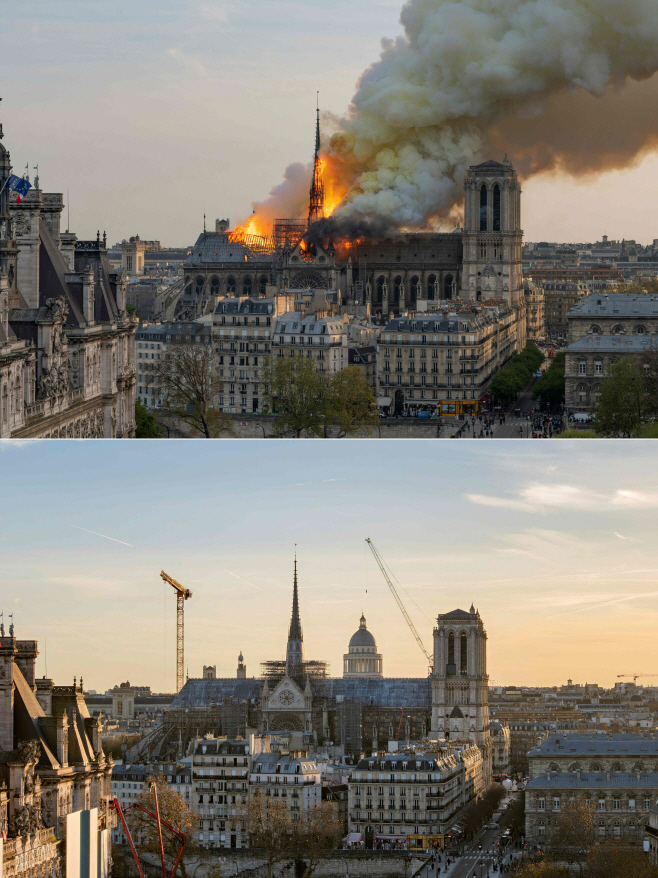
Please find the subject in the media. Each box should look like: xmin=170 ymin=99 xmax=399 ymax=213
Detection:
xmin=135 ymin=321 xmax=211 ymax=408
xmin=248 ymin=752 xmax=322 ymax=820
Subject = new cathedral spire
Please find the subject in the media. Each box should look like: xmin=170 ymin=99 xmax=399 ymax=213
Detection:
xmin=286 ymin=549 xmax=305 ymax=676
xmin=307 ymin=94 xmax=325 ymax=228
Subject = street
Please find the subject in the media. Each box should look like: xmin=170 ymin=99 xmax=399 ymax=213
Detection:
xmin=416 ymin=828 xmax=523 ymax=878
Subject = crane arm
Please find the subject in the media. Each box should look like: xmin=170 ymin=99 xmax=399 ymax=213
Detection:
xmin=366 ymin=538 xmax=432 ymax=666
xmin=160 ymin=570 xmax=192 ymax=599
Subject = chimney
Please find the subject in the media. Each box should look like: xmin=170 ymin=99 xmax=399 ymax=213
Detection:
xmin=82 ymin=266 xmax=95 ymax=324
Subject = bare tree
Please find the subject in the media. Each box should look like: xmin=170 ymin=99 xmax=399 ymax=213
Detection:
xmin=240 ymin=795 xmax=294 ymax=878
xmin=124 ymin=775 xmax=199 ymax=878
xmin=292 ymin=801 xmax=343 ymax=878
xmin=146 ymin=343 xmax=233 ymax=438
xmin=549 ymin=798 xmax=595 ymax=868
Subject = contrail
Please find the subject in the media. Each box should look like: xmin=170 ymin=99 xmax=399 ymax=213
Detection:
xmin=73 ymin=526 xmax=134 ymax=548
xmin=222 ymin=568 xmax=264 ymax=592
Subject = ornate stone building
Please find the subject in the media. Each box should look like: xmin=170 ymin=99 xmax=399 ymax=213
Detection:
xmin=431 ymin=607 xmax=492 ymax=788
xmin=0 ymin=626 xmax=113 ymax=878
xmin=343 ymin=615 xmax=383 ymax=678
xmin=0 ymin=123 xmax=136 ymax=437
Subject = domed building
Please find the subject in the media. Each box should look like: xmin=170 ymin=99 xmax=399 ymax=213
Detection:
xmin=343 ymin=614 xmax=383 ymax=678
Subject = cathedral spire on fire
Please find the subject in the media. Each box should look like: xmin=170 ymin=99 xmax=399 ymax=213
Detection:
xmin=307 ymin=95 xmax=325 ymax=228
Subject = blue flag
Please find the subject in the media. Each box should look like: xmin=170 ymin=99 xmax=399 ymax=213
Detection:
xmin=5 ymin=174 xmax=32 ymax=203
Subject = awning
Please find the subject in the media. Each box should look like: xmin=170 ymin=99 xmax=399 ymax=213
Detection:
xmin=375 ymin=835 xmax=407 ymax=840
xmin=344 ymin=833 xmax=363 ymax=844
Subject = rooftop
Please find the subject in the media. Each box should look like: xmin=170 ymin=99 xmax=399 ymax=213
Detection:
xmin=565 ymin=335 xmax=656 ymax=353
xmin=527 ymin=772 xmax=658 ymax=789
xmin=568 ymin=293 xmax=658 ymax=318
xmin=529 ymin=734 xmax=658 ymax=756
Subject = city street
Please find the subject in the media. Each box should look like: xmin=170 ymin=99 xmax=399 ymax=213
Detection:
xmin=415 ymin=827 xmax=523 ymax=878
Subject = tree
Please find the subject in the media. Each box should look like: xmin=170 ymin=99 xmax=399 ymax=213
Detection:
xmin=584 ymin=844 xmax=658 ymax=878
xmin=557 ymin=429 xmax=599 ymax=438
xmin=324 ymin=366 xmax=379 ymax=437
xmin=241 ymin=796 xmax=294 ymax=878
xmin=264 ymin=355 xmax=328 ymax=437
xmin=145 ymin=343 xmax=234 ymax=438
xmin=531 ymin=353 xmax=565 ymax=408
xmin=549 ymin=799 xmax=595 ymax=865
xmin=516 ymin=862 xmax=570 ymax=878
xmin=125 ymin=775 xmax=199 ymax=878
xmin=292 ymin=801 xmax=343 ymax=878
xmin=490 ymin=346 xmax=544 ymax=403
xmin=593 ymin=358 xmax=647 ymax=437
xmin=135 ymin=399 xmax=164 ymax=438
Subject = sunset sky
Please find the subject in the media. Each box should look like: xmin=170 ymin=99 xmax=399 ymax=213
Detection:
xmin=2 ymin=0 xmax=658 ymax=246
xmin=3 ymin=440 xmax=658 ymax=693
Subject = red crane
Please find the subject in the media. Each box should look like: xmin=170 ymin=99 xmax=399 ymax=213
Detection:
xmin=110 ymin=783 xmax=187 ymax=878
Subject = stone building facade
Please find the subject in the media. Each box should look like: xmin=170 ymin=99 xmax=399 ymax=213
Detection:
xmin=525 ymin=733 xmax=658 ymax=847
xmin=490 ymin=721 xmax=511 ymax=777
xmin=524 ymin=279 xmax=545 ymax=340
xmin=0 ymin=127 xmax=136 ymax=438
xmin=135 ymin=320 xmax=211 ymax=409
xmin=249 ymin=751 xmax=321 ymax=825
xmin=431 ymin=607 xmax=492 ymax=789
xmin=0 ymin=629 xmax=113 ymax=878
xmin=542 ymin=282 xmax=590 ymax=339
xmin=379 ymin=303 xmax=520 ymax=415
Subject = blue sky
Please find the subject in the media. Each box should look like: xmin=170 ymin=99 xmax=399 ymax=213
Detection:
xmin=2 ymin=0 xmax=658 ymax=245
xmin=3 ymin=440 xmax=658 ymax=692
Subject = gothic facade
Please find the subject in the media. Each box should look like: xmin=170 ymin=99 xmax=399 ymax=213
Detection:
xmin=0 ymin=125 xmax=136 ymax=438
xmin=176 ymin=157 xmax=526 ymax=325
xmin=431 ymin=607 xmax=493 ymax=788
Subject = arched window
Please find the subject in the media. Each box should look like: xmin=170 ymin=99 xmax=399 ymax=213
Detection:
xmin=376 ymin=276 xmax=386 ymax=305
xmin=636 ymin=325 xmax=646 ymax=335
xmin=444 ymin=274 xmax=454 ymax=300
xmin=590 ymin=763 xmax=601 ymax=772
xmin=259 ymin=275 xmax=268 ymax=296
xmin=195 ymin=276 xmax=204 ymax=295
xmin=611 ymin=762 xmax=622 ymax=772
xmin=410 ymin=276 xmax=420 ymax=303
xmin=460 ymin=632 xmax=468 ymax=673
xmin=476 ymin=290 xmax=482 ymax=302
xmin=427 ymin=275 xmax=437 ymax=300
xmin=394 ymin=276 xmax=403 ymax=304
xmin=549 ymin=763 xmax=560 ymax=773
xmin=590 ymin=324 xmax=601 ymax=334
xmin=493 ymin=184 xmax=501 ymax=232
xmin=243 ymin=276 xmax=252 ymax=296
xmin=480 ymin=185 xmax=488 ymax=232
xmin=612 ymin=324 xmax=624 ymax=334
xmin=227 ymin=276 xmax=236 ymax=294
xmin=210 ymin=276 xmax=220 ymax=296
xmin=447 ymin=632 xmax=455 ymax=668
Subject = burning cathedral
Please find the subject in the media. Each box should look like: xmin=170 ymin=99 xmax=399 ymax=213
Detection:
xmin=174 ymin=111 xmax=525 ymax=335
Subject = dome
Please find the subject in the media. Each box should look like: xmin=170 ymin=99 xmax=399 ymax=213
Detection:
xmin=348 ymin=614 xmax=376 ymax=649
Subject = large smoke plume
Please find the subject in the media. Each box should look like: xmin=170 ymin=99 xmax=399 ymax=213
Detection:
xmin=251 ymin=0 xmax=658 ymax=233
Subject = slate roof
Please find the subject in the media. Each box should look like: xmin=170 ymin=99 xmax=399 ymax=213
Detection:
xmin=440 ymin=609 xmax=474 ymax=621
xmin=568 ymin=293 xmax=658 ymax=318
xmin=527 ymin=772 xmax=658 ymax=789
xmin=473 ymin=160 xmax=505 ymax=169
xmin=213 ymin=297 xmax=274 ymax=315
xmin=529 ymin=734 xmax=658 ymax=756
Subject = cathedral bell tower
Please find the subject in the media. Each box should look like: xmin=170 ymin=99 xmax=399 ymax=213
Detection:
xmin=431 ymin=606 xmax=492 ymax=786
xmin=0 ymin=116 xmax=20 ymax=322
xmin=459 ymin=157 xmax=523 ymax=308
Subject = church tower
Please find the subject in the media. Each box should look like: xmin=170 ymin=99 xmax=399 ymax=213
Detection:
xmin=0 ymin=119 xmax=20 ymax=329
xmin=459 ymin=157 xmax=523 ymax=308
xmin=286 ymin=554 xmax=305 ymax=677
xmin=307 ymin=102 xmax=325 ymax=227
xmin=431 ymin=606 xmax=492 ymax=786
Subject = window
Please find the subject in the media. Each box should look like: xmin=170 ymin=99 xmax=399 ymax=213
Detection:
xmin=210 ymin=276 xmax=220 ymax=296
xmin=578 ymin=361 xmax=586 ymax=374
xmin=480 ymin=185 xmax=488 ymax=232
xmin=598 ymin=799 xmax=606 ymax=811
xmin=444 ymin=274 xmax=454 ymax=300
xmin=595 ymin=361 xmax=603 ymax=375
xmin=460 ymin=632 xmax=467 ymax=673
xmin=538 ymin=798 xmax=545 ymax=811
xmin=493 ymin=185 xmax=501 ymax=231
xmin=553 ymin=798 xmax=560 ymax=811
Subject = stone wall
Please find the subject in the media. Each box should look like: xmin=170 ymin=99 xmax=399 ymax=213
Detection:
xmin=116 ymin=848 xmax=427 ymax=878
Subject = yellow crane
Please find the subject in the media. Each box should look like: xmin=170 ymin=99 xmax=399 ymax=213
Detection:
xmin=366 ymin=538 xmax=433 ymax=674
xmin=617 ymin=673 xmax=658 ymax=684
xmin=160 ymin=570 xmax=193 ymax=693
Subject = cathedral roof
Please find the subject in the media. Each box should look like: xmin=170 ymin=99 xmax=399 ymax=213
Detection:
xmin=473 ymin=160 xmax=505 ymax=169
xmin=349 ymin=614 xmax=376 ymax=649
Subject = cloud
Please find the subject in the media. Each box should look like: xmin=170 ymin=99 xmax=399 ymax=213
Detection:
xmin=614 ymin=532 xmax=642 ymax=543
xmin=166 ymin=48 xmax=209 ymax=78
xmin=466 ymin=483 xmax=658 ymax=513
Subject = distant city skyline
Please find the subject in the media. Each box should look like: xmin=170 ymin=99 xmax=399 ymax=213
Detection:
xmin=2 ymin=0 xmax=658 ymax=246
xmin=4 ymin=440 xmax=658 ymax=692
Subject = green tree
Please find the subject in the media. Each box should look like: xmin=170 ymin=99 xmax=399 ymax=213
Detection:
xmin=135 ymin=399 xmax=164 ymax=438
xmin=532 ymin=353 xmax=565 ymax=407
xmin=557 ymin=429 xmax=599 ymax=438
xmin=146 ymin=343 xmax=234 ymax=438
xmin=490 ymin=345 xmax=544 ymax=403
xmin=593 ymin=358 xmax=647 ymax=438
xmin=325 ymin=366 xmax=379 ymax=437
xmin=264 ymin=354 xmax=328 ymax=437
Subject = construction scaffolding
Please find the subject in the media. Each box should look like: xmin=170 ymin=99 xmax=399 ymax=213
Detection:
xmin=274 ymin=218 xmax=307 ymax=251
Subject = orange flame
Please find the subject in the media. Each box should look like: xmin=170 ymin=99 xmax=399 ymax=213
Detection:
xmin=228 ymin=213 xmax=272 ymax=243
